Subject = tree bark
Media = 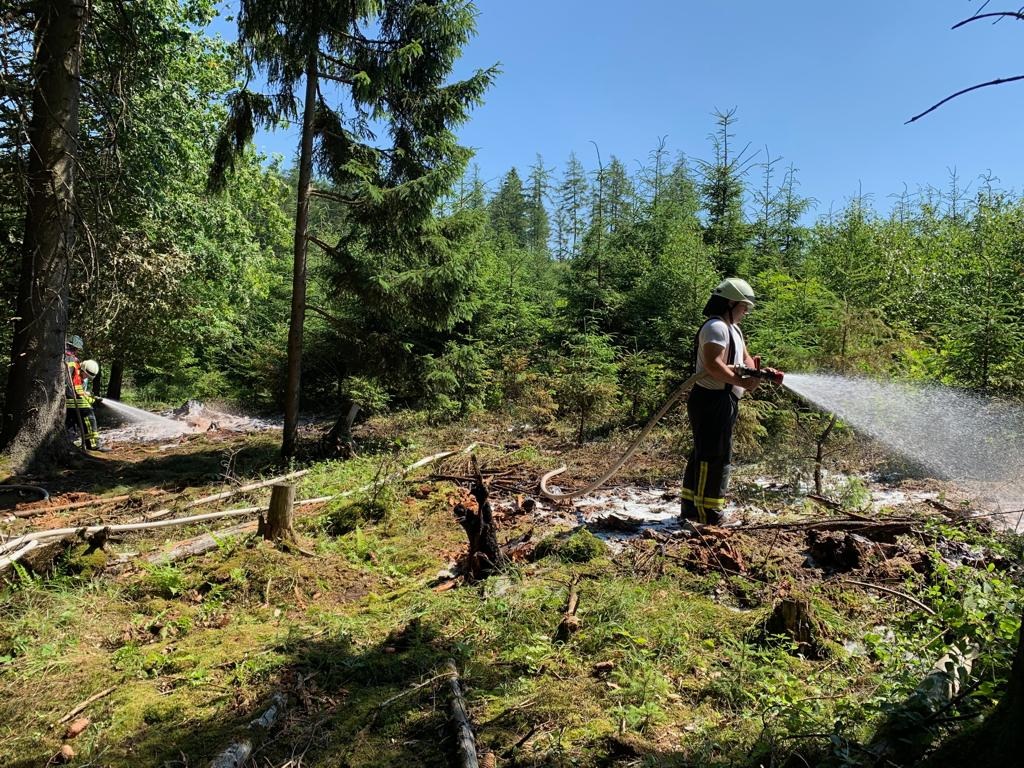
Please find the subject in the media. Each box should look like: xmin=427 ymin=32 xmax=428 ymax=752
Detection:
xmin=259 ymin=483 xmax=296 ymax=543
xmin=105 ymin=357 xmax=124 ymax=400
xmin=1 ymin=0 xmax=87 ymax=468
xmin=281 ymin=52 xmax=318 ymax=459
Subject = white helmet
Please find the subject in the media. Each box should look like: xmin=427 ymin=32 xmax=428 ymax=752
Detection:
xmin=82 ymin=359 xmax=100 ymax=377
xmin=711 ymin=277 xmax=756 ymax=307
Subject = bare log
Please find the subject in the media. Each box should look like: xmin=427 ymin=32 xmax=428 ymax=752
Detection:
xmin=139 ymin=469 xmax=311 ymax=522
xmin=15 ymin=490 xmax=165 ymax=518
xmin=147 ymin=496 xmax=333 ymax=564
xmin=3 ymin=445 xmax=478 ymax=571
xmin=446 ymin=660 xmax=479 ymax=768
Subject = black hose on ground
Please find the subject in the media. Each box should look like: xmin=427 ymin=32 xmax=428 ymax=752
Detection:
xmin=0 ymin=484 xmax=50 ymax=502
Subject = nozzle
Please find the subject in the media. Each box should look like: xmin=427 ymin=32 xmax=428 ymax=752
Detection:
xmin=733 ymin=365 xmax=785 ymax=385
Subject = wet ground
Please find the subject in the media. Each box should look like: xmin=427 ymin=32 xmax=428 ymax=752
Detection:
xmin=98 ymin=400 xmax=279 ymax=444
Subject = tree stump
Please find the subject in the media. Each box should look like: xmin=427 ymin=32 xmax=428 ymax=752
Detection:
xmin=759 ymin=597 xmax=825 ymax=658
xmin=454 ymin=475 xmax=501 ymax=581
xmin=259 ymin=484 xmax=296 ymax=543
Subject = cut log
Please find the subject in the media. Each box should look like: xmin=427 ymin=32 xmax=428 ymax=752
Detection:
xmin=446 ymin=660 xmax=479 ymax=768
xmin=138 ymin=468 xmax=311 ymax=522
xmin=259 ymin=484 xmax=296 ymax=543
xmin=14 ymin=489 xmax=165 ymax=518
xmin=3 ymin=445 xmax=478 ymax=572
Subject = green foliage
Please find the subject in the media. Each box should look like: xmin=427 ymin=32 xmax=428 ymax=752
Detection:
xmin=553 ymin=330 xmax=621 ymax=442
xmin=140 ymin=564 xmax=188 ymax=599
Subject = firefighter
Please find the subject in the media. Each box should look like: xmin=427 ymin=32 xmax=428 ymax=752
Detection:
xmin=679 ymin=278 xmax=761 ymax=525
xmin=65 ymin=337 xmax=108 ymax=452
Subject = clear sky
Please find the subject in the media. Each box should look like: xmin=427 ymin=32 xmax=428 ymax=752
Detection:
xmin=210 ymin=1 xmax=1024 ymax=217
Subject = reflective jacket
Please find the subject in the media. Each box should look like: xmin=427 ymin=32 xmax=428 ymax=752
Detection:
xmin=65 ymin=356 xmax=93 ymax=409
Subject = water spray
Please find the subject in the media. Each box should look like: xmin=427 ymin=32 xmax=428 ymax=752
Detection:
xmin=538 ymin=361 xmax=786 ymax=501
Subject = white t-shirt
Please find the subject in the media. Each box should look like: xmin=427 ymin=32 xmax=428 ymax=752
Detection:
xmin=695 ymin=318 xmax=746 ymax=396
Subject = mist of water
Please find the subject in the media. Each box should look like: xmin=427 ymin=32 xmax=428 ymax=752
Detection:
xmin=783 ymin=373 xmax=1024 ymax=515
xmin=98 ymin=398 xmax=194 ymax=438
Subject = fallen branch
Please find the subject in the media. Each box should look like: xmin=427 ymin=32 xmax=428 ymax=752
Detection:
xmin=372 ymin=672 xmax=449 ymax=718
xmin=554 ymin=582 xmax=581 ymax=642
xmin=806 ymin=493 xmax=843 ymax=512
xmin=57 ymin=685 xmax=117 ymax=725
xmin=839 ymin=578 xmax=936 ymax=615
xmin=446 ymin=660 xmax=479 ymax=768
xmin=742 ymin=516 xmax=921 ymax=533
xmin=138 ymin=469 xmax=312 ymax=521
xmin=14 ymin=490 xmax=165 ymax=519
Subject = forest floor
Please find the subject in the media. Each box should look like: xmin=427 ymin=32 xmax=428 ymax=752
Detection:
xmin=0 ymin=412 xmax=1021 ymax=767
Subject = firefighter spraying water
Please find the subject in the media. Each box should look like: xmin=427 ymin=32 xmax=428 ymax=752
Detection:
xmin=540 ymin=278 xmax=785 ymax=517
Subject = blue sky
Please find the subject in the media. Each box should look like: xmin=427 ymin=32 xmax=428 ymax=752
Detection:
xmin=210 ymin=1 xmax=1024 ymax=217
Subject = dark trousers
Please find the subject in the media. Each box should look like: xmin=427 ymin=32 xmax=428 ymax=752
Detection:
xmin=680 ymin=386 xmax=738 ymax=523
xmin=66 ymin=407 xmax=100 ymax=449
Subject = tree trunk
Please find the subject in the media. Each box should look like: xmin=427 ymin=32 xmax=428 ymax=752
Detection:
xmin=281 ymin=53 xmax=318 ymax=459
xmin=258 ymin=483 xmax=296 ymax=543
xmin=814 ymin=413 xmax=837 ymax=496
xmin=105 ymin=357 xmax=124 ymax=400
xmin=453 ymin=475 xmax=501 ymax=580
xmin=1 ymin=0 xmax=87 ymax=469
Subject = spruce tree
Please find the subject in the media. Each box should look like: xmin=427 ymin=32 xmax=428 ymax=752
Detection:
xmin=555 ymin=152 xmax=588 ymax=260
xmin=697 ymin=108 xmax=754 ymax=275
xmin=526 ymin=154 xmax=552 ymax=254
xmin=210 ymin=0 xmax=496 ymax=457
xmin=488 ymin=168 xmax=530 ymax=248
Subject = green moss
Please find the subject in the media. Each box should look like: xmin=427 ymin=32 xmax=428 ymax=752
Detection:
xmin=536 ymin=528 xmax=607 ymax=563
xmin=142 ymin=700 xmax=183 ymax=725
xmin=64 ymin=543 xmax=109 ymax=578
xmin=324 ymin=499 xmax=390 ymax=536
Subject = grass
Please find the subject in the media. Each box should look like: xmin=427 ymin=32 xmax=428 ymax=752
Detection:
xmin=0 ymin=416 xmax=1021 ymax=766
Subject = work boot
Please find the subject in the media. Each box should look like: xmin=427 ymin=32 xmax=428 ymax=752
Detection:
xmin=678 ymin=498 xmax=698 ymax=523
xmin=88 ymin=444 xmax=112 ymax=453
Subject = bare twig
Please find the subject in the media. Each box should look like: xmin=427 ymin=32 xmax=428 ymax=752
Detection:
xmin=57 ymin=685 xmax=117 ymax=724
xmin=952 ymin=11 xmax=1024 ymax=29
xmin=839 ymin=578 xmax=935 ymax=615
xmin=907 ymin=75 xmax=1024 ymax=123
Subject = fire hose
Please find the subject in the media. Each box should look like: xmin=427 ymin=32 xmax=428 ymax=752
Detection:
xmin=539 ymin=363 xmax=784 ymax=501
